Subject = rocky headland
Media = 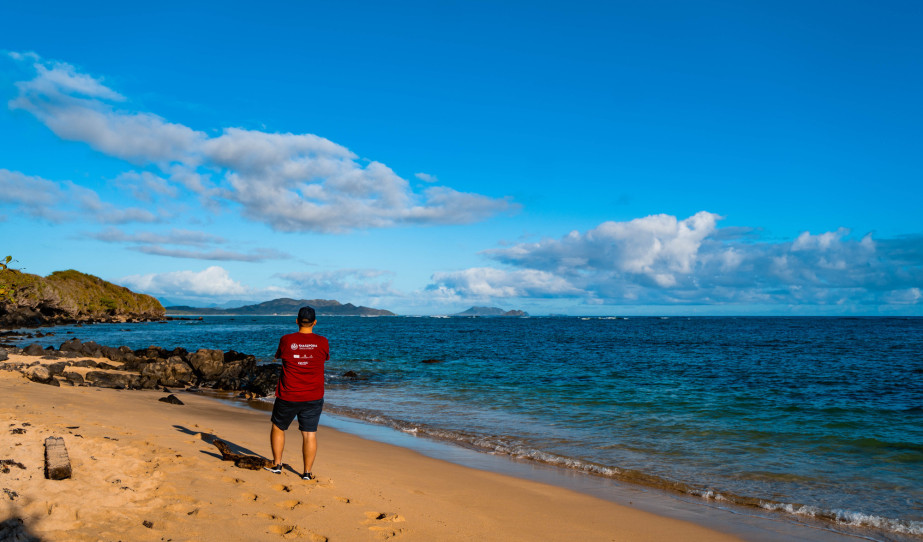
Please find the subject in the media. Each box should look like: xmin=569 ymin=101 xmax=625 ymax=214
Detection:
xmin=0 ymin=269 xmax=164 ymax=328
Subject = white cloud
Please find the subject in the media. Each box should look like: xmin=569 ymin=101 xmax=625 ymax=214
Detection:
xmin=7 ymin=53 xmax=515 ymax=232
xmin=486 ymin=211 xmax=720 ymax=288
xmin=415 ymin=172 xmax=438 ymax=183
xmin=113 ymin=171 xmax=179 ymax=202
xmin=403 ymin=186 xmax=515 ymax=226
xmin=92 ymin=227 xmax=224 ymax=246
xmin=69 ymin=183 xmax=161 ymax=223
xmin=278 ymin=269 xmax=400 ymax=299
xmin=90 ymin=226 xmax=290 ymax=262
xmin=32 ymin=106 xmax=204 ymax=166
xmin=0 ymin=168 xmax=159 ymax=224
xmin=164 ymin=164 xmax=215 ymax=195
xmin=429 ymin=212 xmax=923 ymax=307
xmin=429 ymin=267 xmax=582 ymax=298
xmin=119 ymin=266 xmax=248 ymax=297
xmin=8 ymin=56 xmax=202 ymax=166
xmin=133 ymin=246 xmax=289 ymax=262
xmin=11 ymin=55 xmax=126 ymax=101
xmin=202 ymin=127 xmax=354 ymax=172
xmin=0 ymin=169 xmax=65 ymax=220
xmin=885 ymin=288 xmax=922 ymax=304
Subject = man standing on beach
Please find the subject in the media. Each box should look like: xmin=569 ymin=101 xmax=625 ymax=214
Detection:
xmin=266 ymin=306 xmax=329 ymax=480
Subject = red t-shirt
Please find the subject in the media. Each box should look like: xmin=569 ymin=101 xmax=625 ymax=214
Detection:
xmin=274 ymin=331 xmax=329 ymax=402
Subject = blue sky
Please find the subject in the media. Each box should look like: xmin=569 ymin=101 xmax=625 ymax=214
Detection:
xmin=1 ymin=0 xmax=921 ymax=315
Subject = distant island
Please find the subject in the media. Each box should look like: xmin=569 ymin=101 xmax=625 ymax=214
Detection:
xmin=453 ymin=306 xmax=528 ymax=317
xmin=165 ymin=297 xmax=395 ymax=317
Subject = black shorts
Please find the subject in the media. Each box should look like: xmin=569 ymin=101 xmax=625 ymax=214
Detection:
xmin=270 ymin=397 xmax=324 ymax=432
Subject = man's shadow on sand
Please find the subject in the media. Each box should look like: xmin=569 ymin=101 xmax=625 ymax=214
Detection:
xmin=173 ymin=425 xmax=263 ymax=460
xmin=0 ymin=517 xmax=43 ymax=542
xmin=172 ymin=425 xmax=298 ymax=474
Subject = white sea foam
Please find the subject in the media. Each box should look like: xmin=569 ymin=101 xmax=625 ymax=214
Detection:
xmin=760 ymin=503 xmax=923 ymax=535
xmin=692 ymin=489 xmax=728 ymax=502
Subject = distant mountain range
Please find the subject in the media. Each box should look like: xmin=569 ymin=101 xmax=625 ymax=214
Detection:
xmin=453 ymin=306 xmax=528 ymax=317
xmin=165 ymin=298 xmax=395 ymax=317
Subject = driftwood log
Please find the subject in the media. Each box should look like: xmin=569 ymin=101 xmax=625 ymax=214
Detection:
xmin=44 ymin=436 xmax=72 ymax=480
xmin=212 ymin=439 xmax=271 ymax=470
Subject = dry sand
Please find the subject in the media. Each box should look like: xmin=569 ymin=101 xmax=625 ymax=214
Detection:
xmin=1 ymin=354 xmax=743 ymax=542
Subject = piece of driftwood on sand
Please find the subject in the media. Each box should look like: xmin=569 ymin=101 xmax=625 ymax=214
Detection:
xmin=211 ymin=438 xmax=271 ymax=470
xmin=44 ymin=436 xmax=72 ymax=480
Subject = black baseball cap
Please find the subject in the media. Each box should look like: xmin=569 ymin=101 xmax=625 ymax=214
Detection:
xmin=297 ymin=306 xmax=316 ymax=323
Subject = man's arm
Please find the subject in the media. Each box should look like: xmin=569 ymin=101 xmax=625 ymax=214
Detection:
xmin=274 ymin=336 xmax=284 ymax=359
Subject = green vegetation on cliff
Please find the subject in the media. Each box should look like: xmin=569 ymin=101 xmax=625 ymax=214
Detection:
xmin=0 ymin=268 xmax=164 ymax=327
xmin=0 ymin=255 xmax=13 ymax=301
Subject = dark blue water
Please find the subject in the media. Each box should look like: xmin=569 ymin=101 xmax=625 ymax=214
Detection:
xmin=14 ymin=316 xmax=923 ymax=536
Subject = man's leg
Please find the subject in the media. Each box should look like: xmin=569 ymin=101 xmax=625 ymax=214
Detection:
xmin=270 ymin=423 xmax=286 ymax=466
xmin=301 ymin=431 xmax=317 ymax=474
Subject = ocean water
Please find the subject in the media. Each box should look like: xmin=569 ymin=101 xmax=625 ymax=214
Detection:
xmin=13 ymin=316 xmax=923 ymax=538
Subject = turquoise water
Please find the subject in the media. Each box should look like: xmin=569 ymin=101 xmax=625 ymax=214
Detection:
xmin=15 ymin=316 xmax=923 ymax=537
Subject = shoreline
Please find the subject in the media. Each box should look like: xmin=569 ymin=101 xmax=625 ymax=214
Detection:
xmin=1 ymin=354 xmax=889 ymax=542
xmin=231 ymin=395 xmax=901 ymax=542
xmin=1 ymin=332 xmax=919 ymax=541
xmin=313 ymin=412 xmax=880 ymax=542
xmin=3 ymin=321 xmax=921 ymax=541
xmin=314 ymin=402 xmax=923 ymax=541
xmin=188 ymin=385 xmax=922 ymax=541
xmin=1 ymin=361 xmax=745 ymax=542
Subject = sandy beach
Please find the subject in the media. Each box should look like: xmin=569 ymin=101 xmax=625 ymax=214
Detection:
xmin=0 ymin=353 xmax=751 ymax=542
